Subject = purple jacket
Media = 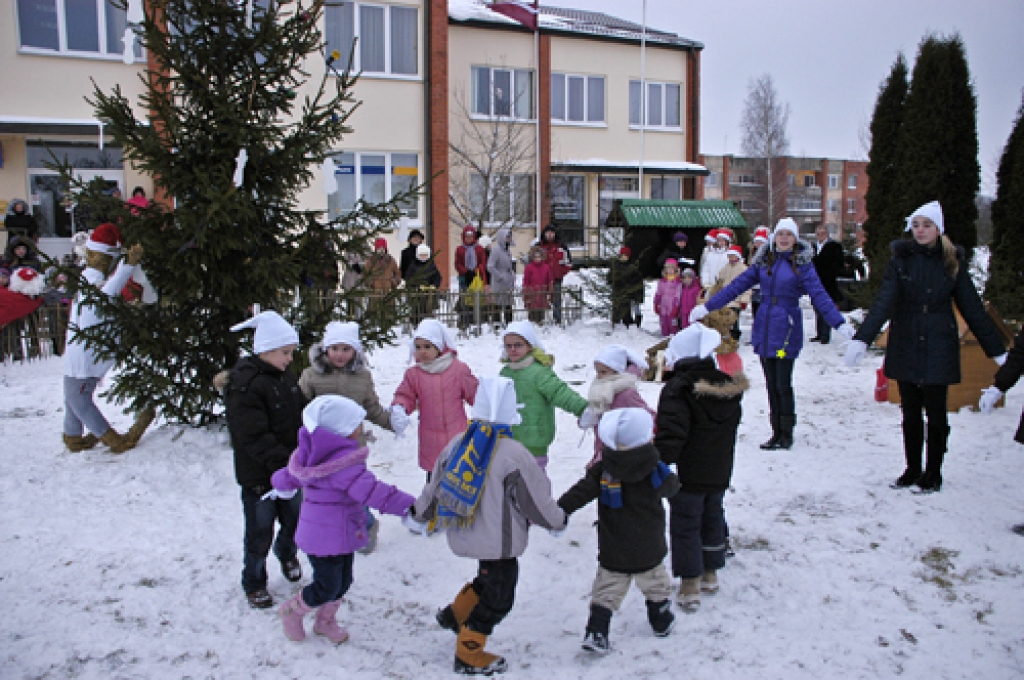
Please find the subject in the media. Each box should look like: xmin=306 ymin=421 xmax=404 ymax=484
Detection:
xmin=706 ymin=241 xmax=843 ymax=359
xmin=653 ymin=277 xmax=683 ymax=318
xmin=271 ymin=427 xmax=415 ymax=557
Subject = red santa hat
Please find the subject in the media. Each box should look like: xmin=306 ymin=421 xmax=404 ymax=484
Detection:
xmin=716 ymin=228 xmax=734 ymax=242
xmin=373 ymin=237 xmax=388 ymax=251
xmin=9 ymin=267 xmax=45 ymax=297
xmin=753 ymin=226 xmax=770 ymax=243
xmin=705 ymin=229 xmax=719 ymax=243
xmin=86 ymin=223 xmax=123 ymax=254
xmin=727 ymin=245 xmax=743 ymax=259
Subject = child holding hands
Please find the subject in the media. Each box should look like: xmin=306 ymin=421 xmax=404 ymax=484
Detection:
xmin=585 ymin=344 xmax=655 ymax=467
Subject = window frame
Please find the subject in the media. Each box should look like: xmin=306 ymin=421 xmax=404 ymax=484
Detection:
xmin=827 ymin=198 xmax=840 ymax=213
xmin=551 ymin=72 xmax=606 ymax=126
xmin=17 ymin=0 xmax=144 ymax=60
xmin=470 ymin=66 xmax=535 ymax=122
xmin=828 ymin=174 xmax=840 ymax=189
xmin=848 ymin=174 xmax=858 ymax=189
xmin=847 ymin=198 xmax=857 ymax=213
xmin=628 ymin=79 xmax=683 ymax=131
xmin=327 ymin=150 xmax=422 ymax=223
xmin=470 ymin=172 xmax=537 ymax=227
xmin=324 ymin=1 xmax=420 ymax=80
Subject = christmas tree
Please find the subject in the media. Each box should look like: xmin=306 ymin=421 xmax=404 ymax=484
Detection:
xmin=985 ymin=96 xmax=1024 ymax=320
xmin=65 ymin=0 xmax=411 ymax=425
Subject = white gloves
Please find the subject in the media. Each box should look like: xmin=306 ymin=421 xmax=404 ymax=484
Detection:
xmin=979 ymin=386 xmax=1003 ymax=414
xmin=689 ymin=304 xmax=709 ymax=323
xmin=261 ymin=488 xmax=297 ymax=501
xmin=578 ymin=407 xmax=600 ymax=430
xmin=390 ymin=405 xmax=410 ymax=438
xmin=402 ymin=509 xmax=429 ymax=537
xmin=836 ymin=323 xmax=856 ymax=341
xmin=994 ymin=353 xmax=1008 ymax=367
xmin=843 ymin=340 xmax=868 ymax=367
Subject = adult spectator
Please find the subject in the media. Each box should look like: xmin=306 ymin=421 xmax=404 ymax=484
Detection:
xmin=487 ymin=226 xmax=516 ymax=325
xmin=5 ymin=199 xmax=39 ymax=242
xmin=810 ymin=224 xmax=845 ymax=344
xmin=539 ymin=225 xmax=572 ymax=323
xmin=400 ymin=229 xmax=425 ymax=281
xmin=454 ymin=225 xmax=488 ymax=291
xmin=2 ymin=236 xmax=43 ymax=272
xmin=657 ymin=232 xmax=695 ymax=270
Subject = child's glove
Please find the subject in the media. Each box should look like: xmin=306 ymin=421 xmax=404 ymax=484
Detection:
xmin=548 ymin=513 xmax=568 ymax=538
xmin=390 ymin=405 xmax=410 ymax=438
xmin=979 ymin=386 xmax=1003 ymax=415
xmin=689 ymin=304 xmax=709 ymax=323
xmin=994 ymin=353 xmax=1008 ymax=366
xmin=402 ymin=508 xmax=429 ymax=537
xmin=261 ymin=488 xmax=297 ymax=501
xmin=843 ymin=340 xmax=867 ymax=367
xmin=836 ymin=322 xmax=856 ymax=341
xmin=578 ymin=407 xmax=600 ymax=430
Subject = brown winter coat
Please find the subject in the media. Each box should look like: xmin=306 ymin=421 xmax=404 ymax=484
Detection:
xmin=298 ymin=345 xmax=393 ymax=445
xmin=364 ymin=252 xmax=401 ymax=292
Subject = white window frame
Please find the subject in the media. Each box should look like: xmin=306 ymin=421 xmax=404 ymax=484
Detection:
xmin=324 ymin=2 xmax=420 ymax=80
xmin=471 ymin=173 xmax=536 ymax=227
xmin=651 ymin=176 xmax=682 ymax=200
xmin=327 ymin=150 xmax=421 ymax=224
xmin=471 ymin=66 xmax=535 ymax=122
xmin=847 ymin=198 xmax=857 ymax=213
xmin=802 ymin=175 xmax=816 ymax=188
xmin=848 ymin=174 xmax=858 ymax=189
xmin=629 ymin=80 xmax=682 ymax=131
xmin=16 ymin=0 xmax=143 ymax=60
xmin=828 ymin=174 xmax=840 ymax=189
xmin=704 ymin=172 xmax=718 ymax=187
xmin=827 ymin=199 xmax=840 ymax=213
xmin=731 ymin=174 xmax=759 ymax=186
xmin=551 ymin=73 xmax=606 ymax=126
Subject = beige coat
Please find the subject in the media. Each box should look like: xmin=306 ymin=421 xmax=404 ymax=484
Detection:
xmin=298 ymin=346 xmax=393 ymax=444
xmin=365 ymin=252 xmax=401 ymax=292
xmin=715 ymin=260 xmax=751 ymax=309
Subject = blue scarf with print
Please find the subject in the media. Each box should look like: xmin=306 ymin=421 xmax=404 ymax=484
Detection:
xmin=436 ymin=420 xmax=512 ymax=529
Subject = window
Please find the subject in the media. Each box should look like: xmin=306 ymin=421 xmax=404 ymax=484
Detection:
xmin=786 ymin=198 xmax=820 ymax=211
xmin=828 ymin=174 xmax=839 ymax=189
xmin=472 ymin=66 xmax=533 ymax=120
xmin=704 ymin=172 xmax=718 ymax=187
xmin=17 ymin=0 xmax=143 ymax=58
xmin=327 ymin=151 xmax=419 ymax=220
xmin=848 ymin=174 xmax=858 ymax=189
xmin=470 ymin=173 xmax=535 ymax=225
xmin=550 ymin=174 xmax=586 ymax=246
xmin=847 ymin=198 xmax=857 ymax=213
xmin=787 ymin=174 xmax=796 ymax=187
xmin=551 ymin=73 xmax=605 ymax=124
xmin=731 ymin=174 xmax=758 ymax=186
xmin=651 ymin=177 xmax=682 ymax=200
xmin=802 ymin=175 xmax=816 ymax=188
xmin=629 ymin=80 xmax=681 ymax=129
xmin=325 ymin=3 xmax=418 ymax=76
xmin=827 ymin=199 xmax=839 ymax=213
xmin=738 ymin=199 xmax=758 ymax=212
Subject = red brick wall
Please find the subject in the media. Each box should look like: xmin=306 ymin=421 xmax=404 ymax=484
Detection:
xmin=429 ymin=0 xmax=450 ymax=286
xmin=539 ymin=33 xmax=551 ymax=229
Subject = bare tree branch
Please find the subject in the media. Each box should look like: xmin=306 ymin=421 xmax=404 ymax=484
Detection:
xmin=740 ymin=74 xmax=791 ymax=225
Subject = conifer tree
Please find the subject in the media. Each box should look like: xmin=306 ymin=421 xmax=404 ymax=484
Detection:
xmin=65 ymin=0 xmax=410 ymax=425
xmin=985 ymin=95 xmax=1024 ymax=319
xmin=892 ymin=34 xmax=980 ymax=256
xmin=863 ymin=53 xmax=908 ymax=292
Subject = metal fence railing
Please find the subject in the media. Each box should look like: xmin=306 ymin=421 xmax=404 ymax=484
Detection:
xmin=1 ymin=303 xmax=69 ymax=363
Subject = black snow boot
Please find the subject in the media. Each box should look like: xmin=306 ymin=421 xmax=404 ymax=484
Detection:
xmin=582 ymin=604 xmax=612 ymax=654
xmin=774 ymin=415 xmax=796 ymax=450
xmin=915 ymin=424 xmax=949 ymax=493
xmin=646 ymin=599 xmax=675 ymax=637
xmin=760 ymin=413 xmax=782 ymax=450
xmin=893 ymin=421 xmax=924 ymax=488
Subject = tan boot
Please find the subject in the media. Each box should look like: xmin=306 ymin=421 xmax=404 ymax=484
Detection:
xmin=700 ymin=570 xmax=719 ymax=594
xmin=676 ymin=577 xmax=701 ymax=612
xmin=124 ymin=408 xmax=156 ymax=447
xmin=63 ymin=434 xmax=88 ymax=452
xmin=99 ymin=429 xmax=132 ymax=454
xmin=437 ymin=583 xmax=480 ymax=633
xmin=455 ymin=626 xmax=507 ymax=675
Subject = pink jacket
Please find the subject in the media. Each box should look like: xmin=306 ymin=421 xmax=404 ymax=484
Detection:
xmin=653 ymin=277 xmax=683 ymax=319
xmin=678 ymin=281 xmax=703 ymax=329
xmin=392 ymin=353 xmax=479 ymax=472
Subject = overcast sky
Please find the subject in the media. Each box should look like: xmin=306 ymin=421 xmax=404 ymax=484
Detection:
xmin=553 ymin=0 xmax=1024 ymax=193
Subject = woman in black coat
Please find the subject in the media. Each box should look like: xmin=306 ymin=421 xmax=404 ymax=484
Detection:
xmin=845 ymin=201 xmax=1007 ymax=492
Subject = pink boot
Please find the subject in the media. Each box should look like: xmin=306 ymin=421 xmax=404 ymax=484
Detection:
xmin=313 ymin=599 xmax=350 ymax=644
xmin=279 ymin=592 xmax=313 ymax=642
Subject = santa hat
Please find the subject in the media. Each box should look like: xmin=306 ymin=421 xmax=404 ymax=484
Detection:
xmin=322 ymin=320 xmax=362 ymax=353
xmin=303 ymin=395 xmax=366 ymax=437
xmin=416 ymin=244 xmax=431 ymax=259
xmin=86 ymin=223 xmax=123 ymax=254
xmin=598 ymin=408 xmax=654 ymax=451
xmin=230 ymin=311 xmax=299 ymax=354
xmin=665 ymin=323 xmax=721 ymax=364
xmin=753 ymin=226 xmax=770 ymax=243
xmin=373 ymin=237 xmax=388 ymax=251
xmin=594 ymin=344 xmax=648 ymax=374
xmin=411 ymin=318 xmax=456 ymax=361
xmin=905 ymin=201 xmax=944 ymax=234
xmin=705 ymin=229 xmax=719 ymax=243
xmin=503 ymin=320 xmax=544 ymax=354
xmin=772 ymin=218 xmax=800 ymax=243
xmin=727 ymin=245 xmax=743 ymax=259
xmin=619 ymin=246 xmax=632 ymax=258
xmin=471 ymin=376 xmax=523 ymax=426
xmin=9 ymin=267 xmax=45 ymax=297
xmin=716 ymin=228 xmax=734 ymax=242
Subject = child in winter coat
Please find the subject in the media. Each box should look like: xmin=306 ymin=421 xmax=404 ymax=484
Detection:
xmin=654 ymin=324 xmax=747 ymax=612
xmin=586 ymin=344 xmax=655 ymax=467
xmin=392 ymin=319 xmax=479 ymax=478
xmin=499 ymin=320 xmax=592 ymax=470
xmin=219 ymin=311 xmax=307 ymax=610
xmin=558 ymin=408 xmax=680 ymax=653
xmin=405 ymin=377 xmax=568 ymax=675
xmin=270 ymin=396 xmax=416 ymax=643
xmin=522 ymin=245 xmax=554 ymax=324
xmin=653 ymin=258 xmax=684 ymax=337
xmin=677 ymin=268 xmax=702 ymax=330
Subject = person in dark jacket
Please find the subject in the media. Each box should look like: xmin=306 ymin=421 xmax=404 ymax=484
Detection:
xmin=654 ymin=324 xmax=747 ymax=612
xmin=216 ymin=311 xmax=307 ymax=610
xmin=4 ymin=199 xmax=39 ymax=241
xmin=979 ymin=327 xmax=1024 ymax=536
xmin=608 ymin=246 xmax=644 ymax=328
xmin=846 ymin=201 xmax=1007 ymax=493
xmin=691 ymin=219 xmax=855 ymax=450
xmin=405 ymin=244 xmax=442 ymax=324
xmin=810 ymin=223 xmax=845 ymax=344
xmin=2 ymin=236 xmax=43 ymax=272
xmin=559 ymin=408 xmax=679 ymax=653
xmin=400 ymin=228 xmax=425 ymax=281
xmin=656 ymin=231 xmax=695 ymax=271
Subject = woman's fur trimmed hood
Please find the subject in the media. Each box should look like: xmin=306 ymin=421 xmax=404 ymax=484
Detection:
xmin=693 ymin=371 xmax=750 ymax=399
xmin=752 ymin=239 xmax=814 ymax=267
xmin=307 ymin=344 xmax=366 ymax=375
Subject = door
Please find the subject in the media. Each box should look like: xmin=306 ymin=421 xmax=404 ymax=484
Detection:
xmin=30 ymin=169 xmax=122 ymax=260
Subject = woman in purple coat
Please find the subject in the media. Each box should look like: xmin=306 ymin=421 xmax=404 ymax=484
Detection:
xmin=690 ymin=219 xmax=855 ymax=450
xmin=268 ymin=396 xmax=415 ymax=644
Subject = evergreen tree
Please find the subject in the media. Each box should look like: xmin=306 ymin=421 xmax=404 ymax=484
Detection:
xmin=985 ymin=95 xmax=1024 ymax=319
xmin=892 ymin=34 xmax=980 ymax=256
xmin=65 ymin=0 xmax=411 ymax=425
xmin=863 ymin=52 xmax=908 ymax=292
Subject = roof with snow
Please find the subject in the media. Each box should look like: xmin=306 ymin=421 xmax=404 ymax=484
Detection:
xmin=448 ymin=1 xmax=703 ymax=50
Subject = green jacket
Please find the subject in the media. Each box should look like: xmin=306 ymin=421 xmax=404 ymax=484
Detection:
xmin=500 ymin=355 xmax=588 ymax=457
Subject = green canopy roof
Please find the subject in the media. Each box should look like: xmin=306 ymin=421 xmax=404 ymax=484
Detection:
xmin=609 ymin=199 xmax=747 ymax=229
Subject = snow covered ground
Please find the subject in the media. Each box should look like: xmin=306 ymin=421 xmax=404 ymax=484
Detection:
xmin=2 ymin=297 xmax=1023 ymax=679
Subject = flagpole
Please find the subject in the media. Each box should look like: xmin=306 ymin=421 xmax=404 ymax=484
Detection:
xmin=534 ymin=0 xmax=541 ymax=239
xmin=639 ymin=0 xmax=647 ymax=198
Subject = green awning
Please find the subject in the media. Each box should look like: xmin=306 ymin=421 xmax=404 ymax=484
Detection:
xmin=610 ymin=199 xmax=747 ymax=229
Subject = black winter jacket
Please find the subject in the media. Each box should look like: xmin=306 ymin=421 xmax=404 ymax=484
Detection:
xmin=812 ymin=238 xmax=845 ymax=301
xmin=558 ymin=442 xmax=680 ymax=574
xmin=224 ymin=356 xmax=307 ymax=488
xmin=608 ymin=258 xmax=644 ymax=303
xmin=994 ymin=327 xmax=1024 ymax=444
xmin=405 ymin=257 xmax=442 ymax=288
xmin=654 ymin=357 xmax=747 ymax=494
xmin=855 ymin=239 xmax=1004 ymax=385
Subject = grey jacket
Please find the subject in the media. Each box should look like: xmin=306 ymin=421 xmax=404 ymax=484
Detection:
xmin=298 ymin=346 xmax=393 ymax=442
xmin=414 ymin=432 xmax=566 ymax=560
xmin=487 ymin=227 xmax=516 ymax=300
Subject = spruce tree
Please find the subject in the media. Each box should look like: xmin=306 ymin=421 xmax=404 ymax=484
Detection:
xmin=892 ymin=34 xmax=980 ymax=256
xmin=985 ymin=95 xmax=1024 ymax=320
xmin=863 ymin=53 xmax=908 ymax=292
xmin=65 ymin=0 xmax=410 ymax=425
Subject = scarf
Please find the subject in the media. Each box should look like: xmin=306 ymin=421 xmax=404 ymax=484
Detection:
xmin=505 ymin=347 xmax=554 ymax=369
xmin=587 ymin=372 xmax=638 ymax=415
xmin=599 ymin=461 xmax=673 ymax=508
xmin=464 ymin=244 xmax=478 ymax=273
xmin=417 ymin=351 xmax=455 ymax=374
xmin=436 ymin=420 xmax=512 ymax=529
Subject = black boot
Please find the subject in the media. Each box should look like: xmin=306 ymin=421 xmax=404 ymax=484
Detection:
xmin=775 ymin=415 xmax=796 ymax=450
xmin=582 ymin=604 xmax=612 ymax=654
xmin=760 ymin=413 xmax=782 ymax=450
xmin=893 ymin=421 xmax=924 ymax=488
xmin=915 ymin=424 xmax=948 ymax=493
xmin=646 ymin=599 xmax=675 ymax=637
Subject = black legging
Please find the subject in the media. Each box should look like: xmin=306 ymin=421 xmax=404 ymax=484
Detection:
xmin=897 ymin=382 xmax=948 ymax=467
xmin=760 ymin=357 xmax=795 ymax=417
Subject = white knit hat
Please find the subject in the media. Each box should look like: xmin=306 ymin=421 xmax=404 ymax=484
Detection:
xmin=593 ymin=344 xmax=648 ymax=374
xmin=772 ymin=218 xmax=800 ymax=243
xmin=664 ymin=323 xmax=721 ymax=364
xmin=413 ymin=318 xmax=456 ymax=354
xmin=303 ymin=395 xmax=366 ymax=437
xmin=503 ymin=320 xmax=544 ymax=353
xmin=598 ymin=408 xmax=654 ymax=450
xmin=322 ymin=320 xmax=362 ymax=353
xmin=471 ymin=376 xmax=523 ymax=426
xmin=416 ymin=244 xmax=431 ymax=259
xmin=905 ymin=200 xmax=945 ymax=234
xmin=230 ymin=311 xmax=299 ymax=354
